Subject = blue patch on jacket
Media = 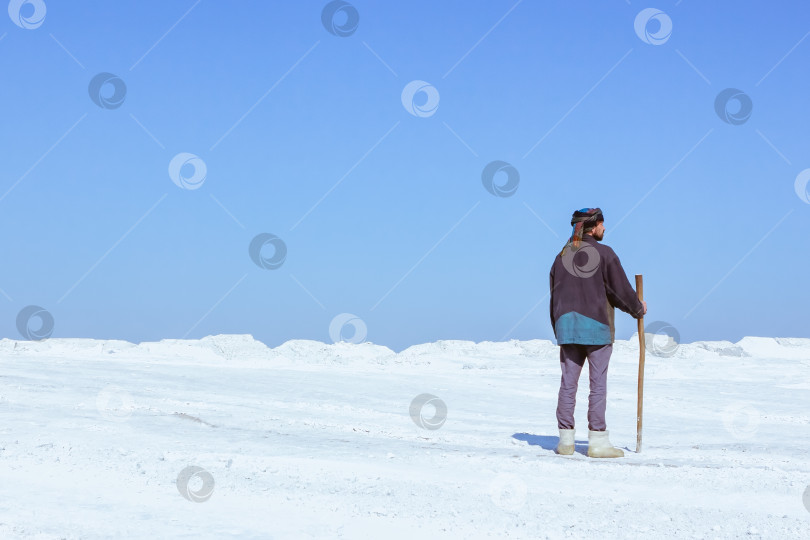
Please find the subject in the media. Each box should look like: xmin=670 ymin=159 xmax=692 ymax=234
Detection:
xmin=554 ymin=311 xmax=612 ymax=345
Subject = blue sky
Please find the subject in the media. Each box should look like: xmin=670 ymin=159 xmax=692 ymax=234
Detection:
xmin=0 ymin=0 xmax=807 ymax=351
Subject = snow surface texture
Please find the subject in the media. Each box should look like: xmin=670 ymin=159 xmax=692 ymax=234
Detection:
xmin=1 ymin=334 xmax=809 ymax=539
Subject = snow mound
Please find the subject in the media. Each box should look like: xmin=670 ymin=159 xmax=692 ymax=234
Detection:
xmin=399 ymin=339 xmax=556 ymax=358
xmin=134 ymin=335 xmax=271 ymax=362
xmin=396 ymin=339 xmax=559 ymax=368
xmin=272 ymin=339 xmax=396 ymax=365
xmin=1 ymin=334 xmax=809 ymax=366
xmin=691 ymin=340 xmax=751 ymax=357
xmin=0 ymin=337 xmax=136 ymax=356
xmin=736 ymin=336 xmax=810 ymax=359
xmin=199 ymin=334 xmax=274 ymax=360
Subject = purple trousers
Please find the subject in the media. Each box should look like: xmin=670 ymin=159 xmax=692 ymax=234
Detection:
xmin=556 ymin=343 xmax=612 ymax=431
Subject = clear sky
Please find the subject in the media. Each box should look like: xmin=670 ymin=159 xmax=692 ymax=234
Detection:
xmin=1 ymin=0 xmax=807 ymax=351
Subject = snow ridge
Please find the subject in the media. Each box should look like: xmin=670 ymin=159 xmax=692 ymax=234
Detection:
xmin=1 ymin=334 xmax=809 ymax=364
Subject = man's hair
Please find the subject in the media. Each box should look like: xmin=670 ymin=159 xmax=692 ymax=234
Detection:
xmin=583 ymin=220 xmax=603 ymax=234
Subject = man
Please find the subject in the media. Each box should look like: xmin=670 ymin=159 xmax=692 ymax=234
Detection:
xmin=549 ymin=208 xmax=647 ymax=458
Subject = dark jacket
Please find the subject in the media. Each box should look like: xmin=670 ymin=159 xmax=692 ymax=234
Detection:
xmin=549 ymin=234 xmax=644 ymax=345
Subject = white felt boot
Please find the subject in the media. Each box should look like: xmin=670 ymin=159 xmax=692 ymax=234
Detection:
xmin=587 ymin=430 xmax=624 ymax=458
xmin=556 ymin=429 xmax=575 ymax=455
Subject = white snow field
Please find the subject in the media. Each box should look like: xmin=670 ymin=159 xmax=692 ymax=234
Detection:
xmin=1 ymin=334 xmax=809 ymax=539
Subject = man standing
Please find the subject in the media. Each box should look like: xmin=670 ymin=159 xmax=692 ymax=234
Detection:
xmin=549 ymin=208 xmax=646 ymax=458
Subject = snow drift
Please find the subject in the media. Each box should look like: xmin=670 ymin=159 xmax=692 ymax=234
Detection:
xmin=1 ymin=334 xmax=809 ymax=538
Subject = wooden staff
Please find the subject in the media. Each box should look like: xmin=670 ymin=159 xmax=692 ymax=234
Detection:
xmin=635 ymin=274 xmax=645 ymax=453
